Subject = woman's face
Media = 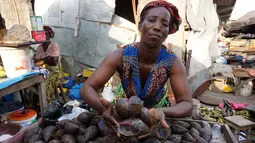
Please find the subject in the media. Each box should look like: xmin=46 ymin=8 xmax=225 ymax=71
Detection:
xmin=139 ymin=7 xmax=171 ymax=47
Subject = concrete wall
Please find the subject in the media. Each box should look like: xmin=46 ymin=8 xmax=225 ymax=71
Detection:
xmin=35 ymin=0 xmax=137 ymax=77
xmin=0 ymin=0 xmax=33 ymax=30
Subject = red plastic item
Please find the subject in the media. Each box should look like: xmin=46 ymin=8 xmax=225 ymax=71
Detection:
xmin=219 ymin=101 xmax=248 ymax=110
xmin=31 ymin=31 xmax=46 ymax=41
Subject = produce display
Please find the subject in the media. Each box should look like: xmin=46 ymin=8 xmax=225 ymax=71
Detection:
xmin=199 ymin=107 xmax=250 ymax=123
xmin=23 ymin=97 xmax=214 ymax=143
xmin=24 ymin=114 xmax=213 ymax=143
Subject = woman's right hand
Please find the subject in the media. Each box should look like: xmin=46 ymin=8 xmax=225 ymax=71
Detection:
xmin=99 ymin=97 xmax=119 ymax=128
xmin=35 ymin=60 xmax=44 ymax=67
xmin=247 ymin=69 xmax=255 ymax=77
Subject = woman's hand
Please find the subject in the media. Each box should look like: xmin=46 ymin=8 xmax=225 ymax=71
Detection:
xmin=35 ymin=60 xmax=44 ymax=67
xmin=148 ymin=108 xmax=169 ymax=129
xmin=247 ymin=69 xmax=255 ymax=77
xmin=99 ymin=97 xmax=119 ymax=128
xmin=44 ymin=56 xmax=59 ymax=66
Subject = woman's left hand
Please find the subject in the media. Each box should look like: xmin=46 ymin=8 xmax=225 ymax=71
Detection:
xmin=35 ymin=60 xmax=44 ymax=66
xmin=148 ymin=108 xmax=169 ymax=129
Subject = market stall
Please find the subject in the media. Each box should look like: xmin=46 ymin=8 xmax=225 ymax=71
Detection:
xmin=0 ymin=13 xmax=51 ymax=141
xmin=2 ymin=0 xmax=255 ymax=142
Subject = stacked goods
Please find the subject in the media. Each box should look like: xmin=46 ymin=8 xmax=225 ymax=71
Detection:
xmin=30 ymin=16 xmax=46 ymax=41
xmin=23 ymin=97 xmax=215 ymax=143
xmin=228 ymin=39 xmax=255 ymax=53
xmin=23 ymin=113 xmax=215 ymax=143
xmin=199 ymin=107 xmax=250 ymax=123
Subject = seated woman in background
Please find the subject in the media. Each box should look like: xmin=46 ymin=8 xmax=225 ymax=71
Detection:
xmin=34 ymin=26 xmax=64 ymax=103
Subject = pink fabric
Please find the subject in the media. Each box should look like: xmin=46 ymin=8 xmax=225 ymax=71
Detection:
xmin=35 ymin=42 xmax=60 ymax=60
xmin=219 ymin=101 xmax=248 ymax=110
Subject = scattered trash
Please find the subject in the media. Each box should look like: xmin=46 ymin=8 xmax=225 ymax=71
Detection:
xmin=63 ymin=77 xmax=75 ymax=89
xmin=69 ymin=84 xmax=83 ymax=100
xmin=1 ymin=93 xmax=14 ymax=102
xmin=215 ymin=56 xmax=227 ymax=64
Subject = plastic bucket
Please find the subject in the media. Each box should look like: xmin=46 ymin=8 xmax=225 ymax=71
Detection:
xmin=7 ymin=109 xmax=37 ymax=127
xmin=0 ymin=47 xmax=32 ymax=78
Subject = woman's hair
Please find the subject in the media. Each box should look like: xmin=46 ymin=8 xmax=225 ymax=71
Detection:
xmin=43 ymin=26 xmax=55 ymax=38
xmin=140 ymin=0 xmax=182 ymax=34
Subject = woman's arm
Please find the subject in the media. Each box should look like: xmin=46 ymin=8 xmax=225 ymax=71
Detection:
xmin=33 ymin=56 xmax=45 ymax=66
xmin=80 ymin=48 xmax=123 ymax=114
xmin=33 ymin=56 xmax=58 ymax=66
xmin=160 ymin=56 xmax=193 ymax=117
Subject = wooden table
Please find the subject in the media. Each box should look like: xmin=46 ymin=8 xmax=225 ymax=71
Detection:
xmin=225 ymin=116 xmax=255 ymax=142
xmin=0 ymin=75 xmax=47 ymax=116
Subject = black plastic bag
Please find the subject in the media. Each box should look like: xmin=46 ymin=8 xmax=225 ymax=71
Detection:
xmin=61 ymin=105 xmax=73 ymax=115
xmin=43 ymin=101 xmax=63 ymax=119
xmin=79 ymin=102 xmax=89 ymax=110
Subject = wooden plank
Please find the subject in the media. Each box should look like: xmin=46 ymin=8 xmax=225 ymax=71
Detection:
xmin=233 ymin=69 xmax=251 ymax=77
xmin=0 ymin=41 xmax=50 ymax=48
xmin=223 ymin=124 xmax=239 ymax=143
xmin=38 ymin=81 xmax=47 ymax=116
xmin=0 ymin=75 xmax=45 ymax=97
xmin=224 ymin=116 xmax=255 ymax=128
xmin=26 ymin=86 xmax=39 ymax=95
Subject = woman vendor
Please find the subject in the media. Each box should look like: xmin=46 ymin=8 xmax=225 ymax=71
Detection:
xmin=34 ymin=26 xmax=64 ymax=103
xmin=81 ymin=0 xmax=192 ymax=129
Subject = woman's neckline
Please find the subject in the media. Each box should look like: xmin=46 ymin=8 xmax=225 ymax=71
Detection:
xmin=42 ymin=42 xmax=52 ymax=53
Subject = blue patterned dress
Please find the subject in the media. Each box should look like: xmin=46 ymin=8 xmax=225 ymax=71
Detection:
xmin=116 ymin=43 xmax=176 ymax=108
